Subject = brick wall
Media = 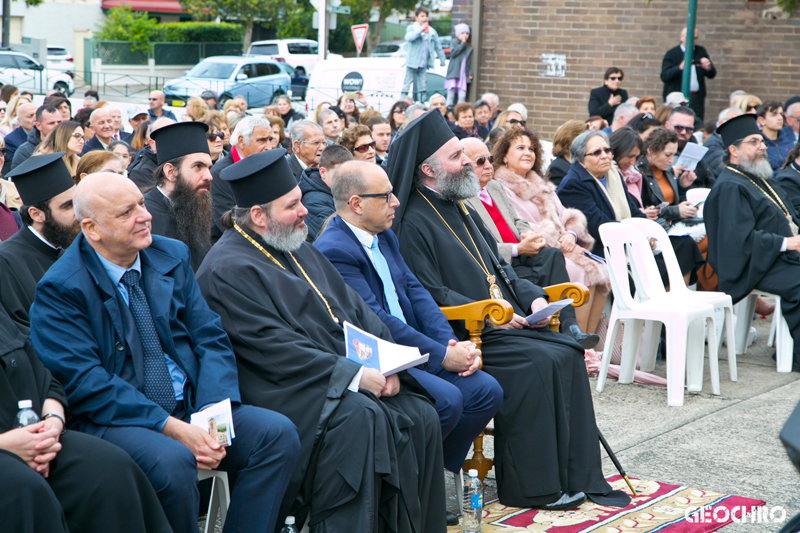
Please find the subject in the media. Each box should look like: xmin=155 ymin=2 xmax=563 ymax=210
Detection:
xmin=451 ymin=0 xmax=800 ymax=138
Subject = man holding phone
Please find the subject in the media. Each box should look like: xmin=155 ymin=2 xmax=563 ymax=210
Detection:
xmin=660 ymin=27 xmax=716 ymax=121
xmin=403 ymin=6 xmax=446 ymax=103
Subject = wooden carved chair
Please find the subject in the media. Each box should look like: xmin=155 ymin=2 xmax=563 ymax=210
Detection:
xmin=439 ymin=282 xmax=591 ymax=482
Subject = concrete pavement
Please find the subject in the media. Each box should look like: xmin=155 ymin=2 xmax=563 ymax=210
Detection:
xmin=456 ymin=313 xmax=800 ymax=532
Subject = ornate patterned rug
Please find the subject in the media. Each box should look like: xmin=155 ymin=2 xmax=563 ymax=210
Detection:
xmin=448 ymin=475 xmax=766 ymax=532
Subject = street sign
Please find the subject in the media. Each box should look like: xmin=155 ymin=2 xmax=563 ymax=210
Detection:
xmin=329 ymin=6 xmax=350 ymax=14
xmin=351 ymin=24 xmax=369 ymax=57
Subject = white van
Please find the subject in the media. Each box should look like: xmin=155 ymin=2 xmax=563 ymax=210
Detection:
xmin=305 ymin=57 xmax=448 ymax=115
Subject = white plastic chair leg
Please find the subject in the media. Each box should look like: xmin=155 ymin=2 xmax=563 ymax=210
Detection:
xmin=640 ymin=321 xmax=661 ymax=372
xmin=197 ymin=470 xmax=230 ymax=533
xmin=618 ymin=318 xmax=644 ymax=384
xmin=719 ymin=306 xmax=737 ymax=381
xmin=665 ymin=316 xmax=688 ymax=407
xmin=706 ymin=316 xmax=720 ymax=395
xmin=685 ymin=319 xmax=705 ymax=393
xmin=776 ymin=314 xmax=794 ymax=373
xmin=597 ymin=309 xmax=621 ymax=392
xmin=769 ymin=308 xmax=778 ymax=347
xmin=734 ymin=295 xmax=758 ymax=355
xmin=454 ymin=469 xmax=464 ymax=515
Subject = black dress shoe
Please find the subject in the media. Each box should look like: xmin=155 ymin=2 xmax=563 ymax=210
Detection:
xmin=539 ymin=491 xmax=587 ymax=511
xmin=446 ymin=510 xmax=459 ymax=526
xmin=567 ymin=325 xmax=600 ymax=350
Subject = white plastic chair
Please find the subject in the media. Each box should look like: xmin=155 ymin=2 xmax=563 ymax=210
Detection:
xmin=598 ymin=222 xmax=718 ymax=406
xmin=198 ymin=470 xmax=230 ymax=533
xmin=734 ymin=291 xmax=793 ymax=372
xmin=622 ymin=217 xmax=737 ymax=382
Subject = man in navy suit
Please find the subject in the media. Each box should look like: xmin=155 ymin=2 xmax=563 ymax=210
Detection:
xmin=314 ymin=160 xmax=503 ymax=477
xmin=30 ymin=172 xmax=300 ymax=533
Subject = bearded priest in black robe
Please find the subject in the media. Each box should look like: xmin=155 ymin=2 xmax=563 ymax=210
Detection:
xmin=0 ymin=153 xmax=79 ymax=334
xmin=706 ymin=114 xmax=800 ymax=369
xmin=386 ymin=111 xmax=629 ymax=510
xmin=144 ymin=122 xmax=214 ymax=271
xmin=196 ymin=149 xmax=446 ymax=532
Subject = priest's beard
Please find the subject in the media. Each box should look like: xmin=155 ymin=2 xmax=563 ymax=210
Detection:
xmin=738 ymin=150 xmax=773 ymax=181
xmin=433 ymin=163 xmax=480 ymax=202
xmin=40 ymin=216 xmax=80 ymax=249
xmin=168 ymin=173 xmax=212 ymax=254
xmin=260 ymin=214 xmax=308 ymax=252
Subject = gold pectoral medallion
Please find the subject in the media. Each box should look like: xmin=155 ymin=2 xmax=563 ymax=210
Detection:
xmin=790 ymin=219 xmax=799 ymax=237
xmin=488 ymin=276 xmax=503 ymax=299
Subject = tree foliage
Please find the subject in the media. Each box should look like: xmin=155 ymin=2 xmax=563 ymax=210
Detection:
xmin=179 ymin=0 xmax=288 ymax=50
xmin=95 ymin=5 xmax=160 ymax=52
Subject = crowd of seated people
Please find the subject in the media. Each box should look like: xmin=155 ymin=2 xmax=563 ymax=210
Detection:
xmin=0 ymin=58 xmax=799 ymax=532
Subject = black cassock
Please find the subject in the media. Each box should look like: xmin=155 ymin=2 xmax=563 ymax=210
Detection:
xmin=196 ymin=226 xmax=445 ymax=533
xmin=144 ymin=187 xmax=209 ymax=271
xmin=0 ymin=311 xmax=171 ymax=533
xmin=396 ymin=187 xmax=627 ymax=508
xmin=0 ymin=226 xmax=60 ymax=335
xmin=706 ymin=165 xmax=800 ymax=360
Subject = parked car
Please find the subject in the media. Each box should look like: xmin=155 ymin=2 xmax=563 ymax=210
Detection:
xmin=439 ymin=36 xmax=451 ymax=59
xmin=370 ymin=41 xmax=408 ymax=58
xmin=277 ymin=62 xmax=309 ymax=100
xmin=162 ymin=56 xmax=291 ymax=108
xmin=306 ymin=57 xmax=448 ymax=114
xmin=47 ymin=46 xmax=74 ymax=75
xmin=247 ymin=39 xmax=342 ymax=75
xmin=0 ymin=50 xmax=74 ymax=95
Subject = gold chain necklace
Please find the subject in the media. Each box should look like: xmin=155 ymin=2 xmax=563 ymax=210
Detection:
xmin=726 ymin=166 xmax=799 ymax=236
xmin=416 ymin=189 xmax=503 ymax=299
xmin=233 ymin=223 xmax=339 ymax=323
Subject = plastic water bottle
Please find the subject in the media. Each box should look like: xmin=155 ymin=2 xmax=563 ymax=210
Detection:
xmin=462 ymin=469 xmax=483 ymax=532
xmin=15 ymin=400 xmax=39 ymax=428
xmin=279 ymin=516 xmax=298 ymax=533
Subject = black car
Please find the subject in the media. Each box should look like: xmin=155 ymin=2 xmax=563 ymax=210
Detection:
xmin=278 ymin=62 xmax=309 ymax=100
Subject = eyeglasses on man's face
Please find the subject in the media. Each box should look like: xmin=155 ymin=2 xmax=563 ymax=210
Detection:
xmin=608 ymin=76 xmax=622 ymax=81
xmin=358 ymin=190 xmax=394 ymax=203
xmin=739 ymin=137 xmax=766 ymax=148
xmin=672 ymin=125 xmax=695 ymax=134
xmin=302 ymin=140 xmax=326 ymax=148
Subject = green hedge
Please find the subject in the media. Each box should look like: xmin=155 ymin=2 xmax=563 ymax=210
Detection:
xmin=156 ymin=22 xmax=243 ymax=43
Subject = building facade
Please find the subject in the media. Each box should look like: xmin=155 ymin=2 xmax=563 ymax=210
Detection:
xmin=452 ymin=0 xmax=800 ymax=137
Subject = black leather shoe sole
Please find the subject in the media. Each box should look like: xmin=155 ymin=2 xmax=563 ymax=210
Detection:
xmin=446 ymin=510 xmax=459 ymax=526
xmin=539 ymin=491 xmax=587 ymax=511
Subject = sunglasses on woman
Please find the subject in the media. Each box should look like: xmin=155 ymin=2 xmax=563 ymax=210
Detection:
xmin=586 ymin=147 xmax=613 ymax=158
xmin=207 ymin=132 xmax=225 ymax=141
xmin=608 ymin=76 xmax=622 ymax=81
xmin=354 ymin=141 xmax=376 ymax=153
xmin=0 ymin=148 xmax=6 ymax=156
xmin=507 ymin=119 xmax=526 ymax=127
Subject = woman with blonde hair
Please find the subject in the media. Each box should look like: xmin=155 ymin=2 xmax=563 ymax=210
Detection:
xmin=207 ymin=110 xmax=231 ymax=151
xmin=32 ymin=121 xmax=84 ymax=176
xmin=547 ymin=120 xmax=587 ymax=186
xmin=492 ymin=127 xmax=610 ymax=332
xmin=311 ymin=102 xmax=332 ymax=124
xmin=74 ymin=151 xmax=123 ymax=184
xmin=490 ymin=109 xmax=525 ymax=132
xmin=222 ymin=99 xmax=244 ymax=117
xmin=183 ymin=96 xmax=210 ymax=122
xmin=0 ymin=94 xmax=32 ymax=136
xmin=735 ymin=94 xmax=762 ymax=114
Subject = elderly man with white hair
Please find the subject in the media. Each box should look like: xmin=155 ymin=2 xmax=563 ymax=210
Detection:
xmin=210 ymin=115 xmax=274 ymax=242
xmin=81 ymin=107 xmax=116 ymax=155
xmin=602 ymin=103 xmax=638 ymax=135
xmin=704 ymin=106 xmax=744 ymax=180
xmin=481 ymin=91 xmax=501 ymax=126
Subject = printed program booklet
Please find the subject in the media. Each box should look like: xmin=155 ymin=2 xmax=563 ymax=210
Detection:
xmin=525 ymin=298 xmax=574 ymax=325
xmin=344 ymin=321 xmax=429 ymax=375
xmin=190 ymin=398 xmax=235 ymax=447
